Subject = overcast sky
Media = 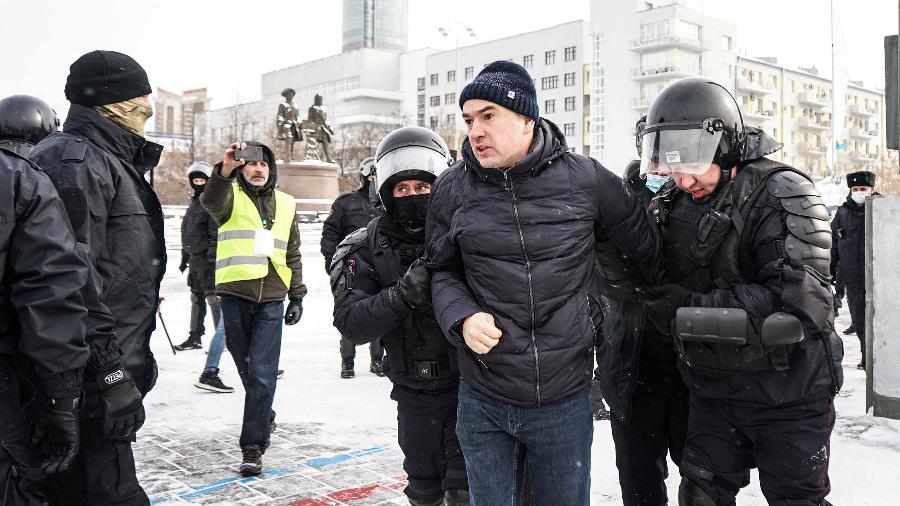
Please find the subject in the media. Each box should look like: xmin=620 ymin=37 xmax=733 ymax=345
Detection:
xmin=1 ymin=0 xmax=895 ymax=116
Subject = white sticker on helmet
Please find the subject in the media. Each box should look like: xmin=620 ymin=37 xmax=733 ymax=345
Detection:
xmin=665 ymin=151 xmax=681 ymax=163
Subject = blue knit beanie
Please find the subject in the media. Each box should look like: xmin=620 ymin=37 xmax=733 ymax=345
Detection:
xmin=459 ymin=60 xmax=539 ymax=121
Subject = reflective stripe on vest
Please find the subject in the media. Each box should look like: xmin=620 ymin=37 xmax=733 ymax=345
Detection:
xmin=215 ymin=183 xmax=296 ymax=288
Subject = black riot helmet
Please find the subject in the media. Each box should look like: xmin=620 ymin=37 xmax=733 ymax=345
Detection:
xmin=0 ymin=95 xmax=60 ymax=155
xmin=358 ymin=156 xmax=375 ymax=187
xmin=639 ymin=77 xmax=745 ymax=192
xmin=374 ymin=126 xmax=451 ymax=213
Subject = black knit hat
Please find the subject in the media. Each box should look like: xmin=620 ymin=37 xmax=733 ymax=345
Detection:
xmin=847 ymin=170 xmax=876 ymax=188
xmin=459 ymin=60 xmax=539 ymax=120
xmin=65 ymin=50 xmax=152 ymax=106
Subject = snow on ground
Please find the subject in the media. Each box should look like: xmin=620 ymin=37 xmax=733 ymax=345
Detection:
xmin=139 ymin=218 xmax=900 ymax=505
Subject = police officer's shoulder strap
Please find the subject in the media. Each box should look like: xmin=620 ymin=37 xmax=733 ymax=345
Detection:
xmin=330 ymin=226 xmax=368 ymax=274
xmin=367 ymin=218 xmax=403 ymax=287
xmin=729 ymin=159 xmax=795 ymax=236
xmin=61 ymin=137 xmax=88 ymax=162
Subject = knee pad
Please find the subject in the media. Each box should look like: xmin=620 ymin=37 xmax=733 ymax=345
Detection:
xmin=678 ymin=478 xmax=718 ymax=506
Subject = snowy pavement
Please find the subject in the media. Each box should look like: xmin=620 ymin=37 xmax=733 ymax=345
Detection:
xmin=139 ymin=220 xmax=900 ymax=505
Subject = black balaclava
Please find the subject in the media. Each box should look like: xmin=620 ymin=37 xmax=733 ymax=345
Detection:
xmin=391 ymin=194 xmax=430 ymax=240
xmin=189 ymin=173 xmax=208 ymax=197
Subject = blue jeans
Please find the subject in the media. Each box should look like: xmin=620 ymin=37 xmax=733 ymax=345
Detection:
xmin=203 ymin=309 xmax=227 ymax=373
xmin=456 ymin=380 xmax=592 ymax=505
xmin=220 ymin=295 xmax=283 ymax=449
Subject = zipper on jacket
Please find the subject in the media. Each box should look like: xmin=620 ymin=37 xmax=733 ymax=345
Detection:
xmin=503 ymin=170 xmax=541 ymax=406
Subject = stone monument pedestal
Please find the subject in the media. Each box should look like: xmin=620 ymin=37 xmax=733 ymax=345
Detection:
xmin=276 ymin=160 xmax=340 ymax=213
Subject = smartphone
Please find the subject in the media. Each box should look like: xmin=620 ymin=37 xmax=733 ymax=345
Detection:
xmin=233 ymin=145 xmax=264 ymax=162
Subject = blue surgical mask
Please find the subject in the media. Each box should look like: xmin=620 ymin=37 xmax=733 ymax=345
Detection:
xmin=645 ymin=174 xmax=671 ymax=194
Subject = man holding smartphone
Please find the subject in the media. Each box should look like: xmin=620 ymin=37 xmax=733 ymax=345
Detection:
xmin=201 ymin=141 xmax=306 ymax=476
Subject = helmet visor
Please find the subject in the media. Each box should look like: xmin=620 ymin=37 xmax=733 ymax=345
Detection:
xmin=639 ymin=120 xmax=724 ymax=175
xmin=376 ymin=146 xmax=449 ymax=194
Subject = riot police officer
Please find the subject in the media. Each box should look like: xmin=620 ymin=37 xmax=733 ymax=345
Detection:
xmin=638 ymin=77 xmax=842 ymax=506
xmin=321 ymin=156 xmax=383 ymax=378
xmin=0 ymin=94 xmax=59 ymax=155
xmin=331 ymin=127 xmax=468 ymax=506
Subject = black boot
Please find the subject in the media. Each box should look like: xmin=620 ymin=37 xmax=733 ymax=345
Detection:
xmin=370 ymin=358 xmax=385 ymax=377
xmin=341 ymin=359 xmax=355 ymax=379
xmin=443 ymin=488 xmax=469 ymax=506
xmin=174 ymin=335 xmax=202 ymax=351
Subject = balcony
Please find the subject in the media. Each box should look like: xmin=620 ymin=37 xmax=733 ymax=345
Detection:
xmin=850 ymin=127 xmax=879 ymax=140
xmin=797 ymin=143 xmax=827 ymax=157
xmin=629 ymin=35 xmax=706 ymax=52
xmin=630 ymin=96 xmax=653 ymax=110
xmin=798 ymin=91 xmax=829 ymax=109
xmin=736 ymin=78 xmax=775 ymax=95
xmin=848 ymin=103 xmax=878 ymax=117
xmin=743 ymin=109 xmax=775 ymax=123
xmin=850 ymin=150 xmax=879 ymax=161
xmin=797 ymin=117 xmax=831 ymax=130
xmin=630 ymin=64 xmax=699 ymax=82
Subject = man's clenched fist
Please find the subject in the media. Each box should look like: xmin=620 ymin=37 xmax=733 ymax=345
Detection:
xmin=462 ymin=312 xmax=502 ymax=355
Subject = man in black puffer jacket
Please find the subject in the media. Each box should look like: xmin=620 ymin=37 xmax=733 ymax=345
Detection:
xmin=30 ymin=50 xmax=162 ymax=506
xmin=425 ymin=60 xmax=661 ymax=505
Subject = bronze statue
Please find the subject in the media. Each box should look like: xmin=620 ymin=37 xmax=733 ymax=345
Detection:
xmin=276 ymin=88 xmax=302 ymax=161
xmin=303 ymin=94 xmax=335 ymax=163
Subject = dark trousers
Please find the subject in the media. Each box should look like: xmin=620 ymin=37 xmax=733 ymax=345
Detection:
xmin=0 ymin=356 xmax=48 ymax=505
xmin=680 ymin=395 xmax=834 ymax=505
xmin=44 ymin=421 xmax=148 ymax=506
xmin=610 ymin=373 xmax=689 ymax=506
xmin=456 ymin=380 xmax=592 ymax=506
xmin=392 ymin=385 xmax=467 ymax=505
xmin=846 ymin=285 xmax=866 ymax=365
xmin=220 ymin=296 xmax=283 ymax=449
xmin=188 ymin=287 xmax=207 ymax=340
xmin=339 ymin=336 xmax=383 ymax=363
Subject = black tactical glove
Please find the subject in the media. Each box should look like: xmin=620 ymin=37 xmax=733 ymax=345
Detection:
xmin=832 ymin=293 xmax=843 ymax=317
xmin=284 ymin=298 xmax=303 ymax=325
xmin=94 ymin=364 xmax=145 ymax=439
xmin=31 ymin=396 xmax=80 ymax=474
xmin=642 ymin=284 xmax=692 ymax=335
xmin=179 ymin=252 xmax=189 ymax=273
xmin=397 ymin=258 xmax=432 ymax=309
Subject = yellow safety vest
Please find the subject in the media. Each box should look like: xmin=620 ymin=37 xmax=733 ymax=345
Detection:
xmin=215 ymin=183 xmax=296 ymax=288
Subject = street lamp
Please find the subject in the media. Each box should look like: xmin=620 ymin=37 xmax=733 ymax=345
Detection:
xmin=438 ymin=23 xmax=476 ymax=152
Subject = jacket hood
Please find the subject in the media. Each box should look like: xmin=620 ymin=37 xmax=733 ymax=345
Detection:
xmin=236 ymin=141 xmax=278 ymax=195
xmin=63 ymin=104 xmax=163 ymax=173
xmin=461 ymin=117 xmax=567 ymax=181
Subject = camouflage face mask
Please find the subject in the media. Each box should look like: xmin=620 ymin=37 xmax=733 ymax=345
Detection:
xmin=94 ymin=97 xmax=153 ymax=137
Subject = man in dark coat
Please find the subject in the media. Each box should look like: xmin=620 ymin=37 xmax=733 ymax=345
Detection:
xmin=425 ymin=60 xmax=661 ymax=505
xmin=29 ymin=50 xmax=161 ymax=505
xmin=831 ymin=170 xmax=877 ymax=370
xmin=0 ymin=147 xmax=90 ymax=505
xmin=175 ymin=161 xmax=217 ymax=351
xmin=639 ymin=77 xmax=842 ymax=506
xmin=321 ymin=157 xmax=383 ymax=378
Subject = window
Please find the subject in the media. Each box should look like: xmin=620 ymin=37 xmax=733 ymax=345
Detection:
xmin=541 ymin=75 xmax=559 ymax=90
xmin=639 ymin=20 xmax=669 ymax=41
xmin=545 ymin=99 xmax=556 ymax=114
xmin=545 ymin=50 xmax=556 ymax=65
xmin=721 ymin=35 xmax=732 ymax=51
xmin=417 ymin=77 xmax=425 ymax=90
xmin=465 ymin=66 xmax=474 ymax=79
xmin=430 ymin=73 xmax=439 ymax=85
xmin=430 ymin=116 xmax=439 ymax=129
xmin=523 ymin=54 xmax=534 ymax=68
xmin=447 ymin=70 xmax=456 ymax=82
xmin=564 ymin=46 xmax=576 ymax=62
xmin=564 ymin=123 xmax=575 ymax=136
xmin=678 ymin=20 xmax=701 ymax=42
xmin=565 ymin=96 xmax=576 ymax=111
xmin=430 ymin=96 xmax=440 ymax=107
xmin=444 ymin=92 xmax=456 ymax=105
xmin=564 ymin=72 xmax=576 ymax=86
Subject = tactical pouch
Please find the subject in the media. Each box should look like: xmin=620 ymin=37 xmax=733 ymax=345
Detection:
xmin=691 ymin=208 xmax=733 ymax=267
xmin=674 ymin=307 xmax=770 ymax=372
